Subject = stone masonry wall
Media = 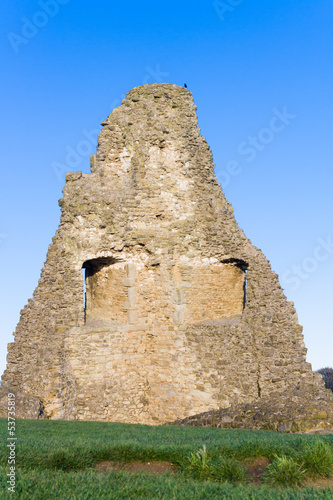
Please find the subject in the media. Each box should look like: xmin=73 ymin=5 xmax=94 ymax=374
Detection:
xmin=1 ymin=83 xmax=327 ymax=423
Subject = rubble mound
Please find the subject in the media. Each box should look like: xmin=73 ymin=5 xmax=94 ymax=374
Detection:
xmin=173 ymin=383 xmax=333 ymax=433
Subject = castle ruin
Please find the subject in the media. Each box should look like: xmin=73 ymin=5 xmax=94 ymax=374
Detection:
xmin=1 ymin=83 xmax=330 ymax=426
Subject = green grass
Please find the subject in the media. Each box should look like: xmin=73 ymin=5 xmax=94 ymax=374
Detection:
xmin=300 ymin=441 xmax=333 ymax=478
xmin=0 ymin=418 xmax=333 ymax=499
xmin=181 ymin=445 xmax=246 ymax=483
xmin=1 ymin=467 xmax=333 ymax=500
xmin=264 ymin=456 xmax=307 ymax=486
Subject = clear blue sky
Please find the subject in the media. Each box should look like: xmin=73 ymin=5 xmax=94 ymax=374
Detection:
xmin=1 ymin=0 xmax=332 ymax=379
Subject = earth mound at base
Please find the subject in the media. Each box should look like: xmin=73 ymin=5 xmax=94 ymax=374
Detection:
xmin=172 ymin=383 xmax=333 ymax=433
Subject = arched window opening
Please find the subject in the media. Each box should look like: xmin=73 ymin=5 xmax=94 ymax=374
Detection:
xmin=220 ymin=258 xmax=249 ymax=310
xmin=82 ymin=257 xmax=126 ymax=324
xmin=183 ymin=258 xmax=249 ymax=323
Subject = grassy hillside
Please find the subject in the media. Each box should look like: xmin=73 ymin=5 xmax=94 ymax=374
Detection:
xmin=0 ymin=418 xmax=332 ymax=499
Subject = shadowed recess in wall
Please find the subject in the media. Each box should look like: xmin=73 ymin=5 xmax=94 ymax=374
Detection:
xmin=82 ymin=257 xmax=125 ymax=324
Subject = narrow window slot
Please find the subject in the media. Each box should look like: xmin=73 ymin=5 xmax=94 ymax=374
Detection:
xmin=82 ymin=267 xmax=87 ymax=322
xmin=243 ymin=269 xmax=248 ymax=309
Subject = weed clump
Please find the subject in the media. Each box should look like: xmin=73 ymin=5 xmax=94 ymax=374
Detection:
xmin=300 ymin=440 xmax=333 ymax=478
xmin=263 ymin=455 xmax=306 ymax=487
xmin=214 ymin=457 xmax=246 ymax=483
xmin=183 ymin=445 xmax=213 ymax=480
xmin=182 ymin=445 xmax=245 ymax=483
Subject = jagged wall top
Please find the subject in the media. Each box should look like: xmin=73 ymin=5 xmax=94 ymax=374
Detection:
xmin=93 ymin=83 xmax=216 ymax=185
xmin=62 ymin=83 xmax=241 ymax=263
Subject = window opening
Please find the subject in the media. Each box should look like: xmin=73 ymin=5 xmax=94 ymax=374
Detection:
xmin=82 ymin=257 xmax=124 ymax=324
xmin=243 ymin=269 xmax=248 ymax=309
xmin=82 ymin=268 xmax=87 ymax=322
xmin=221 ymin=257 xmax=249 ymax=311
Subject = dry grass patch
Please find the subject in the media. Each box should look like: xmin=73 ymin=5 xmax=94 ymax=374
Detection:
xmin=95 ymin=460 xmax=179 ymax=475
xmin=244 ymin=456 xmax=270 ymax=485
xmin=304 ymin=477 xmax=333 ymax=489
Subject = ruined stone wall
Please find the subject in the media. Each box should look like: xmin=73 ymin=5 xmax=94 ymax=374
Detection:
xmin=1 ymin=83 xmax=325 ymax=423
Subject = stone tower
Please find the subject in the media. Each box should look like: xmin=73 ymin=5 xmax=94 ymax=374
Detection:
xmin=0 ymin=83 xmax=325 ymax=423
